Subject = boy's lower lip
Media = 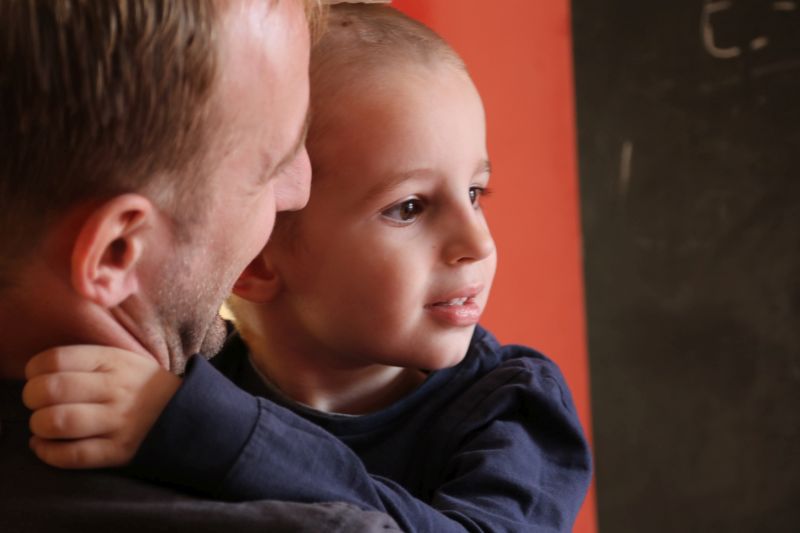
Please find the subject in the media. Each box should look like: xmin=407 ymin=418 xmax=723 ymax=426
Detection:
xmin=424 ymin=300 xmax=482 ymax=327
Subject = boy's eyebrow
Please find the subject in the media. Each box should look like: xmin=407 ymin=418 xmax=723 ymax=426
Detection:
xmin=361 ymin=168 xmax=436 ymax=203
xmin=363 ymin=158 xmax=493 ymax=203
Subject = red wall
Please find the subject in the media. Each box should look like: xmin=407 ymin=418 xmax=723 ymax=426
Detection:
xmin=392 ymin=1 xmax=596 ymax=531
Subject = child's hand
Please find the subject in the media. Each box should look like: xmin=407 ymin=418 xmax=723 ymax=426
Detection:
xmin=22 ymin=345 xmax=181 ymax=469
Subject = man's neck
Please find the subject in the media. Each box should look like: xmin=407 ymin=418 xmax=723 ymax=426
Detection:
xmin=0 ymin=261 xmax=170 ymax=380
xmin=0 ymin=298 xmax=52 ymax=380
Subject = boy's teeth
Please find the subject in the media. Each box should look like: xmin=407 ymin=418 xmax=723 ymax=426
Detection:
xmin=442 ymin=297 xmax=468 ymax=306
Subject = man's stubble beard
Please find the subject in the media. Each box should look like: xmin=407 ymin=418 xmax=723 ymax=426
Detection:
xmin=154 ymin=246 xmax=233 ymax=374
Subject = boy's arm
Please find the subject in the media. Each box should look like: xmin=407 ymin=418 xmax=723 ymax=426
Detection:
xmin=132 ymin=355 xmax=591 ymax=532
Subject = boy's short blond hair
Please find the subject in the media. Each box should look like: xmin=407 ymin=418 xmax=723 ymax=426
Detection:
xmin=309 ymin=3 xmax=467 ymax=149
xmin=311 ymin=3 xmax=464 ymax=73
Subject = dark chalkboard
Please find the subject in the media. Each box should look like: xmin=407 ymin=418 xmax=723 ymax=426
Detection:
xmin=572 ymin=1 xmax=799 ymax=531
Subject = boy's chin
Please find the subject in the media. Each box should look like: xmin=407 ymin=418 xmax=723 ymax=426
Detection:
xmin=416 ymin=329 xmax=474 ymax=370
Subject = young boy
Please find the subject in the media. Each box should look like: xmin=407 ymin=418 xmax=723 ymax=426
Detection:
xmin=24 ymin=4 xmax=591 ymax=532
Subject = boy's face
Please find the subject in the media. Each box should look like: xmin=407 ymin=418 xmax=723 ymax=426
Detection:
xmin=266 ymin=63 xmax=497 ymax=370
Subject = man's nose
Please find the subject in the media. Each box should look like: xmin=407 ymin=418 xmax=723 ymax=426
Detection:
xmin=276 ymin=148 xmax=312 ymax=212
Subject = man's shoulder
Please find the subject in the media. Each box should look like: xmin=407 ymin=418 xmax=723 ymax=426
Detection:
xmin=2 ymin=477 xmax=396 ymax=533
xmin=0 ymin=382 xmax=399 ymax=533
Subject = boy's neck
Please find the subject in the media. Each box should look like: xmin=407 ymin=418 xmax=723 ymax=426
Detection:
xmin=243 ymin=329 xmax=426 ymax=415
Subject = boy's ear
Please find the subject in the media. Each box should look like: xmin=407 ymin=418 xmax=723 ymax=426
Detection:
xmin=71 ymin=194 xmax=154 ymax=308
xmin=233 ymin=253 xmax=282 ymax=303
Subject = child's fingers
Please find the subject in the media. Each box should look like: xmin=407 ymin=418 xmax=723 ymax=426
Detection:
xmin=23 ymin=371 xmax=115 ymax=410
xmin=25 ymin=346 xmax=110 ymax=379
xmin=24 ymin=345 xmax=150 ymax=378
xmin=29 ymin=404 xmax=118 ymax=440
xmin=29 ymin=435 xmax=127 ymax=470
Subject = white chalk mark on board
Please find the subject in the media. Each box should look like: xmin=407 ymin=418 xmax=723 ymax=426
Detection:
xmin=702 ymin=1 xmax=742 ymax=59
xmin=750 ymin=36 xmax=770 ymax=51
xmin=773 ymin=1 xmax=797 ymax=11
xmin=619 ymin=141 xmax=634 ymax=198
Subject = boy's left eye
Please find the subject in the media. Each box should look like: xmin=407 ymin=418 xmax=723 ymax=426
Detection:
xmin=469 ymin=186 xmax=488 ymax=207
xmin=381 ymin=198 xmax=426 ymax=224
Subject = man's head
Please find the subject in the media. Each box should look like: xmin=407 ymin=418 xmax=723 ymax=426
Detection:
xmin=0 ymin=0 xmax=220 ymax=281
xmin=0 ymin=0 xmax=317 ymax=377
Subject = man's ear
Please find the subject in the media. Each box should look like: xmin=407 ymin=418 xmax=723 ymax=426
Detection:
xmin=233 ymin=252 xmax=282 ymax=303
xmin=71 ymin=194 xmax=154 ymax=308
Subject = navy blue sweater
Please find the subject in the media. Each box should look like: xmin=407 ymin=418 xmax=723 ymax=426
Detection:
xmin=133 ymin=326 xmax=592 ymax=532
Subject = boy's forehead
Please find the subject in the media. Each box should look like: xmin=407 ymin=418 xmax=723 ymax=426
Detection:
xmin=304 ymin=60 xmax=487 ymax=213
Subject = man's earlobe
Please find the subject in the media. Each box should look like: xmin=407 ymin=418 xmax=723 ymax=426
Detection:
xmin=233 ymin=253 xmax=282 ymax=303
xmin=71 ymin=194 xmax=154 ymax=308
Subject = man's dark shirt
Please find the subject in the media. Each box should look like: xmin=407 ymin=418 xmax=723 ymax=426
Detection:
xmin=0 ymin=380 xmax=400 ymax=533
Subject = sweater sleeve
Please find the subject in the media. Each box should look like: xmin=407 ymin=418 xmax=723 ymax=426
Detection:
xmin=132 ymin=355 xmax=591 ymax=533
xmin=426 ymin=355 xmax=592 ymax=532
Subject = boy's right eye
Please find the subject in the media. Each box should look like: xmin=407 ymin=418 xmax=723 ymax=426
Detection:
xmin=380 ymin=198 xmax=425 ymax=225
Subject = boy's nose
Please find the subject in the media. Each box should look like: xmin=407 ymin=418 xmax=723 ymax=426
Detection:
xmin=443 ymin=208 xmax=495 ymax=265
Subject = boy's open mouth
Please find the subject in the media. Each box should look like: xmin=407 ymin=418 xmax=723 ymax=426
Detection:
xmin=424 ymin=287 xmax=484 ymax=327
xmin=425 ymin=284 xmax=483 ymax=309
xmin=429 ymin=296 xmax=474 ymax=307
